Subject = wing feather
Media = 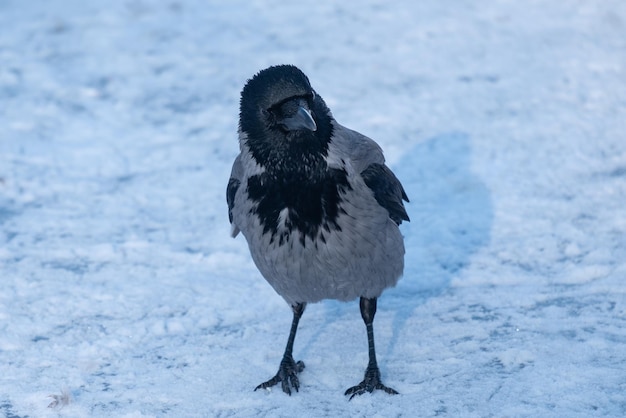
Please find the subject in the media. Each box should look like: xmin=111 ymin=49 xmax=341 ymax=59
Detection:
xmin=227 ymin=155 xmax=243 ymax=237
xmin=361 ymin=163 xmax=410 ymax=225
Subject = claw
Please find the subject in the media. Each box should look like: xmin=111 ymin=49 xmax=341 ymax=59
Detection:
xmin=255 ymin=357 xmax=305 ymax=395
xmin=345 ymin=365 xmax=398 ymax=400
xmin=345 ymin=382 xmax=398 ymax=400
xmin=255 ymin=376 xmax=280 ymax=392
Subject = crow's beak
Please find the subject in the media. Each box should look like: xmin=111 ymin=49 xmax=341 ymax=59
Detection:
xmin=282 ymin=106 xmax=317 ymax=132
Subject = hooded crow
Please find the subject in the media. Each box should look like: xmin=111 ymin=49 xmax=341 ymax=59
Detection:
xmin=227 ymin=65 xmax=409 ymax=399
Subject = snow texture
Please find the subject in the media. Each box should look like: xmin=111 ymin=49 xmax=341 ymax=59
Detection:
xmin=1 ymin=0 xmax=625 ymax=417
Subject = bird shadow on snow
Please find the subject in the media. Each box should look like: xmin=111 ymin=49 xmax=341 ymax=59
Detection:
xmin=384 ymin=131 xmax=493 ymax=357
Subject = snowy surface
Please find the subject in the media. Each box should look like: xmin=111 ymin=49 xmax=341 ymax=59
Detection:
xmin=1 ymin=0 xmax=625 ymax=416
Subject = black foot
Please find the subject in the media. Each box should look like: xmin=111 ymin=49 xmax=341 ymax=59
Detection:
xmin=255 ymin=356 xmax=305 ymax=395
xmin=344 ymin=366 xmax=398 ymax=400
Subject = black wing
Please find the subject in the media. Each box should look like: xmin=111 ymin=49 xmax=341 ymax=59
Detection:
xmin=361 ymin=163 xmax=410 ymax=225
xmin=226 ymin=177 xmax=240 ymax=224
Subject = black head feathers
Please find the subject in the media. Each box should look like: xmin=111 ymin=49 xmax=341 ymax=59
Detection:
xmin=238 ymin=65 xmax=334 ymax=164
xmin=240 ymin=65 xmax=313 ymax=124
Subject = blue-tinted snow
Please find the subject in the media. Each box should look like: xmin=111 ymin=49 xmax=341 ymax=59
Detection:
xmin=1 ymin=1 xmax=625 ymax=417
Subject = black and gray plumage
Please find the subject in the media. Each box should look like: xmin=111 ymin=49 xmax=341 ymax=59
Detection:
xmin=227 ymin=65 xmax=409 ymax=398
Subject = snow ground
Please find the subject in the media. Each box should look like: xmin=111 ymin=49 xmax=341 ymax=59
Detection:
xmin=1 ymin=0 xmax=625 ymax=416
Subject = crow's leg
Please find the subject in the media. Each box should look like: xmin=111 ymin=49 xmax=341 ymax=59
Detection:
xmin=255 ymin=302 xmax=306 ymax=395
xmin=345 ymin=297 xmax=398 ymax=399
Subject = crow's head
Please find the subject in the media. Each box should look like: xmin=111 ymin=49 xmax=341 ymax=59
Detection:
xmin=239 ymin=65 xmax=333 ymax=167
